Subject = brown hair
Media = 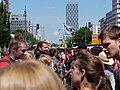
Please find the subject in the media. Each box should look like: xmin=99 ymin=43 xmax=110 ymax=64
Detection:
xmin=14 ymin=33 xmax=24 ymax=41
xmin=75 ymin=49 xmax=112 ymax=90
xmin=0 ymin=60 xmax=66 ymax=90
xmin=36 ymin=41 xmax=48 ymax=50
xmin=98 ymin=25 xmax=120 ymax=41
xmin=34 ymin=41 xmax=49 ymax=59
xmin=9 ymin=39 xmax=27 ymax=53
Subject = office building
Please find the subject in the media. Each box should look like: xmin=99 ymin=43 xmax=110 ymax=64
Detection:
xmin=66 ymin=1 xmax=79 ymax=31
xmin=99 ymin=0 xmax=120 ymax=29
xmin=10 ymin=14 xmax=28 ymax=32
xmin=91 ymin=23 xmax=101 ymax=34
xmin=35 ymin=25 xmax=45 ymax=41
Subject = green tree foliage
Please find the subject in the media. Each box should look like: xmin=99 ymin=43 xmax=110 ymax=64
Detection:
xmin=12 ymin=29 xmax=38 ymax=45
xmin=67 ymin=27 xmax=92 ymax=47
xmin=51 ymin=43 xmax=59 ymax=48
xmin=0 ymin=0 xmax=10 ymax=49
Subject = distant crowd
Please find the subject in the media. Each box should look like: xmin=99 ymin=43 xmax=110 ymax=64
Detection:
xmin=0 ymin=25 xmax=120 ymax=90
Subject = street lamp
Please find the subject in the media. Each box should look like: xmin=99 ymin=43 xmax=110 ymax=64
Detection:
xmin=85 ymin=23 xmax=87 ymax=44
xmin=24 ymin=6 xmax=27 ymax=41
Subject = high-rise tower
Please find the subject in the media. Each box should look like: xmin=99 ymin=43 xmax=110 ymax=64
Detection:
xmin=66 ymin=1 xmax=79 ymax=31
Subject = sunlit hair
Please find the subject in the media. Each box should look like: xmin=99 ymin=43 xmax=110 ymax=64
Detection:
xmin=75 ymin=49 xmax=112 ymax=90
xmin=98 ymin=25 xmax=120 ymax=41
xmin=23 ymin=51 xmax=35 ymax=60
xmin=38 ymin=54 xmax=52 ymax=66
xmin=8 ymin=39 xmax=27 ymax=53
xmin=15 ymin=51 xmax=35 ymax=63
xmin=0 ymin=60 xmax=66 ymax=90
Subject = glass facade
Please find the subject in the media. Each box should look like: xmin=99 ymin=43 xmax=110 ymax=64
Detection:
xmin=66 ymin=2 xmax=79 ymax=31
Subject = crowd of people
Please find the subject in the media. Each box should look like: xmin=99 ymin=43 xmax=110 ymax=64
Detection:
xmin=0 ymin=25 xmax=119 ymax=90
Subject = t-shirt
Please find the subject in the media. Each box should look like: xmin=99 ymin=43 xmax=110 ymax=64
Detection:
xmin=0 ymin=55 xmax=13 ymax=68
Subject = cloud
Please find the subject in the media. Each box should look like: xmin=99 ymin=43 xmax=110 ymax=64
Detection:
xmin=53 ymin=31 xmax=59 ymax=36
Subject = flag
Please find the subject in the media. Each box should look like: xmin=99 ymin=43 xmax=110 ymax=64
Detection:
xmin=64 ymin=24 xmax=73 ymax=31
xmin=64 ymin=29 xmax=71 ymax=35
xmin=64 ymin=24 xmax=75 ymax=32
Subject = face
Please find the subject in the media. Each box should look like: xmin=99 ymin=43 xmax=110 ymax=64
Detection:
xmin=14 ymin=43 xmax=27 ymax=59
xmin=40 ymin=43 xmax=49 ymax=53
xmin=71 ymin=59 xmax=82 ymax=88
xmin=102 ymin=36 xmax=120 ymax=59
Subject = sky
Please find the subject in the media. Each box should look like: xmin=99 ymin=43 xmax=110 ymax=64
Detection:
xmin=10 ymin=0 xmax=112 ymax=44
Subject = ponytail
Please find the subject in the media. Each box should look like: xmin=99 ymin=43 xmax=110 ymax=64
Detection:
xmin=97 ymin=75 xmax=112 ymax=90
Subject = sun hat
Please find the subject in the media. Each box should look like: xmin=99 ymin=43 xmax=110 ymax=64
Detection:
xmin=98 ymin=51 xmax=114 ymax=65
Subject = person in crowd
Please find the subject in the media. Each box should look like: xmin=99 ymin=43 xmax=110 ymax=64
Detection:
xmin=90 ymin=46 xmax=103 ymax=56
xmin=49 ymin=49 xmax=60 ymax=72
xmin=15 ymin=51 xmax=35 ymax=63
xmin=98 ymin=25 xmax=120 ymax=90
xmin=77 ymin=42 xmax=87 ymax=50
xmin=0 ymin=39 xmax=27 ymax=67
xmin=60 ymin=49 xmax=67 ymax=86
xmin=38 ymin=54 xmax=52 ymax=66
xmin=34 ymin=41 xmax=49 ymax=59
xmin=98 ymin=51 xmax=115 ymax=90
xmin=71 ymin=49 xmax=112 ymax=90
xmin=90 ymin=46 xmax=115 ymax=90
xmin=0 ymin=60 xmax=66 ymax=90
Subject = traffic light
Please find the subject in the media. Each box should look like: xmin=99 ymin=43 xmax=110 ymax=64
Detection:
xmin=88 ymin=22 xmax=92 ymax=28
xmin=36 ymin=24 xmax=39 ymax=29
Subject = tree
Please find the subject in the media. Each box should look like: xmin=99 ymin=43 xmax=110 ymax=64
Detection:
xmin=0 ymin=0 xmax=10 ymax=49
xmin=67 ymin=27 xmax=92 ymax=47
xmin=12 ymin=29 xmax=38 ymax=45
xmin=51 ymin=43 xmax=59 ymax=48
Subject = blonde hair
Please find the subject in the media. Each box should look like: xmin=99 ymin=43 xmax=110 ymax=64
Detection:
xmin=38 ymin=54 xmax=52 ymax=65
xmin=15 ymin=51 xmax=35 ymax=63
xmin=0 ymin=60 xmax=66 ymax=90
xmin=23 ymin=51 xmax=35 ymax=60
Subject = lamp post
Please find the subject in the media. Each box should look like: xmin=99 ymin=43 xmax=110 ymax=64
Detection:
xmin=85 ymin=23 xmax=87 ymax=44
xmin=24 ymin=6 xmax=27 ymax=41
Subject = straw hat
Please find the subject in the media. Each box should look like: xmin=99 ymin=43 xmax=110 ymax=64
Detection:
xmin=98 ymin=51 xmax=114 ymax=65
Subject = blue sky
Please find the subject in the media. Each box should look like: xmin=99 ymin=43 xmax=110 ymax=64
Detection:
xmin=11 ymin=0 xmax=112 ymax=44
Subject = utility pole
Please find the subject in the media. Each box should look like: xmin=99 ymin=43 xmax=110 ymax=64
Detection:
xmin=63 ymin=23 xmax=65 ymax=41
xmin=85 ymin=23 xmax=87 ymax=44
xmin=24 ymin=6 xmax=27 ymax=41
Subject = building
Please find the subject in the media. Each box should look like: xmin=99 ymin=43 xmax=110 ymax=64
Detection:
xmin=10 ymin=14 xmax=28 ymax=32
xmin=90 ymin=23 xmax=101 ymax=44
xmin=66 ymin=1 xmax=79 ymax=31
xmin=91 ymin=23 xmax=100 ymax=34
xmin=99 ymin=17 xmax=106 ymax=30
xmin=35 ymin=25 xmax=45 ymax=41
xmin=99 ymin=0 xmax=120 ymax=29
